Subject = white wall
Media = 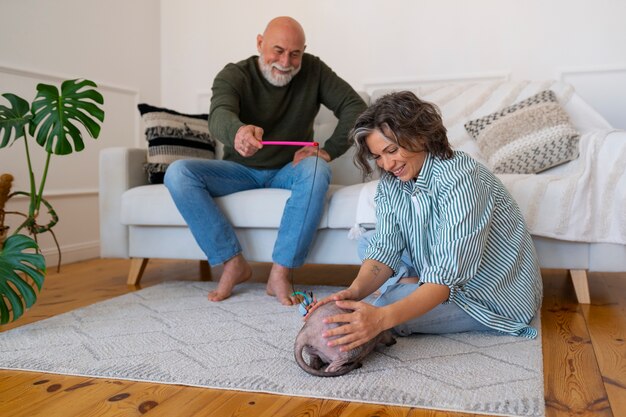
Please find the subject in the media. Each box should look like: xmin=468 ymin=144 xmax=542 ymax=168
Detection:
xmin=161 ymin=0 xmax=626 ymax=129
xmin=0 ymin=0 xmax=161 ymax=266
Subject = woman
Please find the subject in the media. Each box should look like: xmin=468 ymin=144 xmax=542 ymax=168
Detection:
xmin=312 ymin=91 xmax=542 ymax=353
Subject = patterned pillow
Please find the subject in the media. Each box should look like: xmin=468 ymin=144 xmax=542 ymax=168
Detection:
xmin=138 ymin=104 xmax=216 ymax=184
xmin=464 ymin=90 xmax=580 ymax=174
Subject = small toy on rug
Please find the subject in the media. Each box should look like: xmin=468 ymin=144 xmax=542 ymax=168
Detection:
xmin=291 ymin=291 xmax=316 ymax=316
xmin=294 ymin=301 xmax=396 ymax=377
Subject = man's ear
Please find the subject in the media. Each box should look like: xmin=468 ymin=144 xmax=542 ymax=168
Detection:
xmin=256 ymin=34 xmax=263 ymax=54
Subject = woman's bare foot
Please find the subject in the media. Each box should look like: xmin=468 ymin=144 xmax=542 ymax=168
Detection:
xmin=266 ymin=263 xmax=296 ymax=306
xmin=208 ymin=254 xmax=252 ymax=301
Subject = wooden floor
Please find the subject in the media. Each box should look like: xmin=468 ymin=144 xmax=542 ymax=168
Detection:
xmin=0 ymin=259 xmax=624 ymax=417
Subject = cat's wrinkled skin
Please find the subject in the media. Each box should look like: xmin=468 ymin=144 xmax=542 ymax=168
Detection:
xmin=294 ymin=301 xmax=396 ymax=377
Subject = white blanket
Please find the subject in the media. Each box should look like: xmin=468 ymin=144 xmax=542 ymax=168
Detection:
xmin=353 ymin=81 xmax=626 ymax=245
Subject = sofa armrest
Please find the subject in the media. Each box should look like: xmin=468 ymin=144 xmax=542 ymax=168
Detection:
xmin=99 ymin=147 xmax=148 ymax=258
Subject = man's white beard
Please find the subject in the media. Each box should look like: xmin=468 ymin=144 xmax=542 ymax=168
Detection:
xmin=258 ymin=54 xmax=301 ymax=87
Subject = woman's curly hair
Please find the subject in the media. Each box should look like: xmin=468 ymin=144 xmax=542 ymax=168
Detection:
xmin=351 ymin=91 xmax=453 ymax=177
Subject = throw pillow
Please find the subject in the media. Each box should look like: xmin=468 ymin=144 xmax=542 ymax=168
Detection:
xmin=138 ymin=103 xmax=216 ymax=184
xmin=464 ymin=90 xmax=580 ymax=174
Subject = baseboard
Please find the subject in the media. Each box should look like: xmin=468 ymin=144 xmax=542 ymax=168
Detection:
xmin=41 ymin=240 xmax=100 ymax=268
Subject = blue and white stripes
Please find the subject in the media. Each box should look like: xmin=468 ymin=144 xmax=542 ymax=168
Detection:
xmin=365 ymin=151 xmax=543 ymax=338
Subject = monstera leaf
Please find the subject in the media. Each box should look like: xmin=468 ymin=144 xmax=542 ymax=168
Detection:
xmin=0 ymin=234 xmax=46 ymax=324
xmin=29 ymin=79 xmax=105 ymax=155
xmin=0 ymin=93 xmax=31 ymax=148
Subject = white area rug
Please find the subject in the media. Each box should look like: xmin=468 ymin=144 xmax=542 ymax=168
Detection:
xmin=0 ymin=281 xmax=545 ymax=416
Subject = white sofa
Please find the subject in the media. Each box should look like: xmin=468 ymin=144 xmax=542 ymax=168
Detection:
xmin=99 ymin=80 xmax=626 ymax=304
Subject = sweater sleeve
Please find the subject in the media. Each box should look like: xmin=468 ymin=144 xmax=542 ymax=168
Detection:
xmin=208 ymin=65 xmax=245 ymax=147
xmin=317 ymin=61 xmax=367 ymax=160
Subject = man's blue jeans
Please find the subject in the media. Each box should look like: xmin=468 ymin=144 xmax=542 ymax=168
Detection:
xmin=164 ymin=156 xmax=331 ymax=267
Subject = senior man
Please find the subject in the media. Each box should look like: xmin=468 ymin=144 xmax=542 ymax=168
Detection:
xmin=164 ymin=16 xmax=366 ymax=304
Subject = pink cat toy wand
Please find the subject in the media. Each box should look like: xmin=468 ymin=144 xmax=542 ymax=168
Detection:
xmin=261 ymin=141 xmax=319 ymax=147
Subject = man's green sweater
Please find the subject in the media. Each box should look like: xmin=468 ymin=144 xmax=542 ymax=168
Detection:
xmin=208 ymin=54 xmax=367 ymax=169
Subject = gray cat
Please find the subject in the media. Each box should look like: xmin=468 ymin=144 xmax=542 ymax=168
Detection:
xmin=294 ymin=301 xmax=396 ymax=377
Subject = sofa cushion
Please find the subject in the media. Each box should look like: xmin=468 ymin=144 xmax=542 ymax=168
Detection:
xmin=138 ymin=103 xmax=217 ymax=184
xmin=326 ymin=183 xmax=364 ymax=229
xmin=464 ymin=90 xmax=580 ymax=174
xmin=120 ymin=185 xmax=338 ymax=229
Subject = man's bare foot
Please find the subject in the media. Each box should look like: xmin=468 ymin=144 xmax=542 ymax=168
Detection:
xmin=208 ymin=254 xmax=252 ymax=301
xmin=266 ymin=263 xmax=296 ymax=306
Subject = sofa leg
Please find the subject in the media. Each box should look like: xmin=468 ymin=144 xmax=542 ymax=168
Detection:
xmin=570 ymin=269 xmax=590 ymax=304
xmin=128 ymin=258 xmax=149 ymax=286
xmin=199 ymin=260 xmax=212 ymax=281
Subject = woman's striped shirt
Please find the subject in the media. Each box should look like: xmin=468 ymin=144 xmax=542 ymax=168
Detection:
xmin=364 ymin=151 xmax=543 ymax=338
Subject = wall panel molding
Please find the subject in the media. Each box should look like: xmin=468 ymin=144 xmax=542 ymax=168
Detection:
xmin=9 ymin=189 xmax=99 ymax=200
xmin=557 ymin=65 xmax=626 ymax=130
xmin=556 ymin=65 xmax=626 ymax=79
xmin=0 ymin=63 xmax=139 ymax=95
xmin=362 ymin=71 xmax=511 ymax=93
xmin=0 ymin=62 xmax=142 ymax=148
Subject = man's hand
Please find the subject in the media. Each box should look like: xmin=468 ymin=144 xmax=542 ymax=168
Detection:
xmin=234 ymin=125 xmax=264 ymax=157
xmin=293 ymin=146 xmax=330 ymax=166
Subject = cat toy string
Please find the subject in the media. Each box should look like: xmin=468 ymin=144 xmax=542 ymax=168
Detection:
xmin=262 ymin=140 xmax=319 ymax=315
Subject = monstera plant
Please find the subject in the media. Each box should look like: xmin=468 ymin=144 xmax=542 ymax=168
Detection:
xmin=0 ymin=79 xmax=104 ymax=324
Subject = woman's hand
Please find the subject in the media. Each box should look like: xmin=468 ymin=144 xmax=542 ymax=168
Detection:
xmin=322 ymin=300 xmax=387 ymax=352
xmin=303 ymin=287 xmax=359 ymax=319
xmin=304 ymin=259 xmax=392 ymax=320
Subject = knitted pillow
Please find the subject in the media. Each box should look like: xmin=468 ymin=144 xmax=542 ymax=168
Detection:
xmin=464 ymin=90 xmax=580 ymax=174
xmin=138 ymin=103 xmax=216 ymax=184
